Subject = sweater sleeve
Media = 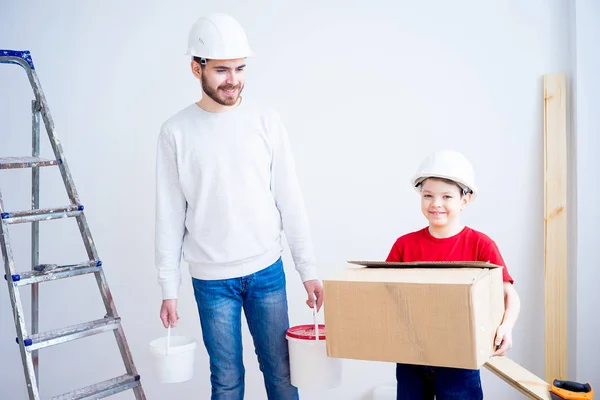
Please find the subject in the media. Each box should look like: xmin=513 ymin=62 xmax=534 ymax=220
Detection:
xmin=155 ymin=127 xmax=187 ymax=299
xmin=268 ymin=111 xmax=319 ymax=282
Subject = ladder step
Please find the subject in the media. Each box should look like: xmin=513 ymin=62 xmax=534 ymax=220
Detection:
xmin=18 ymin=317 xmax=121 ymax=351
xmin=48 ymin=374 xmax=141 ymax=400
xmin=1 ymin=204 xmax=83 ymax=224
xmin=0 ymin=156 xmax=60 ymax=170
xmin=5 ymin=260 xmax=102 ymax=286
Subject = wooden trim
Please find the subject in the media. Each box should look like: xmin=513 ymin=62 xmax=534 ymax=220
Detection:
xmin=484 ymin=357 xmax=551 ymax=400
xmin=543 ymin=73 xmax=568 ymax=382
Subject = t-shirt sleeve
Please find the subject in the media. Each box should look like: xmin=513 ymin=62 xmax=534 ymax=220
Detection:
xmin=386 ymin=238 xmax=403 ymax=262
xmin=478 ymin=238 xmax=514 ymax=284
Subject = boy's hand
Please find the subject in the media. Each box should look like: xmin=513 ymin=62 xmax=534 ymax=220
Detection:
xmin=492 ymin=323 xmax=513 ymax=356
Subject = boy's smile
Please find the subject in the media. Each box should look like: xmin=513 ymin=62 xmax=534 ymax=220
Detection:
xmin=428 ymin=211 xmax=447 ymax=217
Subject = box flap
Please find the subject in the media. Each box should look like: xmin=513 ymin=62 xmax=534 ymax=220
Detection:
xmin=329 ymin=266 xmax=490 ymax=285
xmin=348 ymin=260 xmax=502 ymax=269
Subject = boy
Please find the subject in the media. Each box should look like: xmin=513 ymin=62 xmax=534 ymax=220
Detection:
xmin=386 ymin=149 xmax=521 ymax=400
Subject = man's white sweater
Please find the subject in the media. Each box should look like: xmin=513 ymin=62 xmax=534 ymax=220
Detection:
xmin=155 ymin=100 xmax=318 ymax=299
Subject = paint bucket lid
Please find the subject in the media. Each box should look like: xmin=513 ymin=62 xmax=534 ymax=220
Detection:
xmin=286 ymin=324 xmax=326 ymax=340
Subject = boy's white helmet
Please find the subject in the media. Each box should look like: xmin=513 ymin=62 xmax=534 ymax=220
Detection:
xmin=411 ymin=149 xmax=478 ymax=198
xmin=186 ymin=13 xmax=254 ymax=60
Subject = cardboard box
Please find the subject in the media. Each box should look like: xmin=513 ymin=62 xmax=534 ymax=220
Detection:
xmin=323 ymin=261 xmax=505 ymax=370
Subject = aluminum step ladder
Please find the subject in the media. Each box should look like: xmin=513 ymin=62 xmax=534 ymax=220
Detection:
xmin=0 ymin=50 xmax=146 ymax=400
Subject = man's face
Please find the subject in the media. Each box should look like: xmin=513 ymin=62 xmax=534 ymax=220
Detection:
xmin=194 ymin=58 xmax=246 ymax=107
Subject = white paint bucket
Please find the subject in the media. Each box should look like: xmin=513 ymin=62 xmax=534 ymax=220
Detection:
xmin=149 ymin=326 xmax=197 ymax=384
xmin=285 ymin=320 xmax=343 ymax=389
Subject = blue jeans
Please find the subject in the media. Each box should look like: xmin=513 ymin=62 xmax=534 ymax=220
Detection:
xmin=192 ymin=258 xmax=299 ymax=400
xmin=396 ymin=363 xmax=483 ymax=400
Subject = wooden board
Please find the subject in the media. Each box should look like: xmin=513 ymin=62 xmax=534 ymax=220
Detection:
xmin=484 ymin=357 xmax=551 ymax=400
xmin=543 ymin=73 xmax=568 ymax=382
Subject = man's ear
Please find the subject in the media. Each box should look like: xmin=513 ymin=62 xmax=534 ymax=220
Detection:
xmin=191 ymin=60 xmax=202 ymax=80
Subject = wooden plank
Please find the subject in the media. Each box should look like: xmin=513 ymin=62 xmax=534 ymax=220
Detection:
xmin=543 ymin=73 xmax=568 ymax=382
xmin=484 ymin=357 xmax=551 ymax=400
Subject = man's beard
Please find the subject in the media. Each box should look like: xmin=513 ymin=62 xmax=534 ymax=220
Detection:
xmin=202 ymin=80 xmax=244 ymax=106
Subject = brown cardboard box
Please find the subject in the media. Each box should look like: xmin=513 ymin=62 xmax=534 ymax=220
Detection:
xmin=323 ymin=261 xmax=505 ymax=370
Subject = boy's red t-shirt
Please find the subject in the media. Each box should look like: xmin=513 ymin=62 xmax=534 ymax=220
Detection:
xmin=386 ymin=226 xmax=514 ymax=283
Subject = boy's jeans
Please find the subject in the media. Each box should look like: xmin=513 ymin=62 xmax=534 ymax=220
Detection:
xmin=192 ymin=258 xmax=299 ymax=400
xmin=396 ymin=363 xmax=483 ymax=400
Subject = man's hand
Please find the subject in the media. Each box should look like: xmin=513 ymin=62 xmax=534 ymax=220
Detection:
xmin=303 ymin=280 xmax=324 ymax=312
xmin=492 ymin=323 xmax=513 ymax=356
xmin=160 ymin=299 xmax=179 ymax=328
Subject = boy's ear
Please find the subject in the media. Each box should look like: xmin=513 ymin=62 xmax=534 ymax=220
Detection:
xmin=460 ymin=192 xmax=472 ymax=211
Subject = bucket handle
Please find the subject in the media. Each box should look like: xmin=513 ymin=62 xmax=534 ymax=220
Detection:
xmin=166 ymin=323 xmax=171 ymax=355
xmin=313 ymin=301 xmax=319 ymax=342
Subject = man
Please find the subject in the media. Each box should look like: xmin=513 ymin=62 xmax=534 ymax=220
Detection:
xmin=154 ymin=12 xmax=323 ymax=400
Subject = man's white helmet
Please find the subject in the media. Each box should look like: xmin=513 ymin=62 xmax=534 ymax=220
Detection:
xmin=186 ymin=13 xmax=254 ymax=60
xmin=411 ymin=149 xmax=478 ymax=198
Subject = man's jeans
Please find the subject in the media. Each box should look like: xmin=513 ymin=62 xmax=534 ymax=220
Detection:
xmin=396 ymin=363 xmax=483 ymax=400
xmin=192 ymin=258 xmax=299 ymax=400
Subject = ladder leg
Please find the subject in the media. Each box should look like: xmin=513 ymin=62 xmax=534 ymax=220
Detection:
xmin=113 ymin=324 xmax=147 ymax=400
xmin=30 ymin=71 xmax=81 ymax=206
xmin=1 ymin=191 xmax=40 ymax=400
xmin=31 ymin=99 xmax=41 ymax=384
xmin=93 ymin=268 xmax=146 ymax=399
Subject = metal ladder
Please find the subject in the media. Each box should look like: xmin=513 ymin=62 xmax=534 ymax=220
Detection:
xmin=0 ymin=50 xmax=146 ymax=400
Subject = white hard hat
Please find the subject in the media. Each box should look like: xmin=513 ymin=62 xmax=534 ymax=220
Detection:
xmin=411 ymin=149 xmax=478 ymax=198
xmin=186 ymin=13 xmax=254 ymax=60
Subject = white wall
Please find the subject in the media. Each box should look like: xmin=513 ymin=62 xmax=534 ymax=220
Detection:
xmin=574 ymin=0 xmax=600 ymax=391
xmin=0 ymin=1 xmax=583 ymax=399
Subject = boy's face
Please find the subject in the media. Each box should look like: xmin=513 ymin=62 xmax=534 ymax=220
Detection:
xmin=191 ymin=58 xmax=246 ymax=106
xmin=420 ymin=178 xmax=471 ymax=229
